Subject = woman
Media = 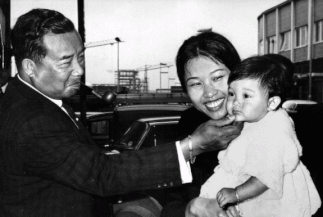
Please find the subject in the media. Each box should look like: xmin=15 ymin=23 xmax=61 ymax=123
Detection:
xmin=161 ymin=31 xmax=241 ymax=217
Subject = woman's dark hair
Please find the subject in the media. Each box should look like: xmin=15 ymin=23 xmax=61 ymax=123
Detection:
xmin=11 ymin=9 xmax=75 ymax=70
xmin=176 ymin=31 xmax=241 ymax=93
xmin=228 ymin=54 xmax=295 ymax=107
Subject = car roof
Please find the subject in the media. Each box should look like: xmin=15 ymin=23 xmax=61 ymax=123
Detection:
xmin=282 ymin=100 xmax=317 ymax=113
xmin=136 ymin=116 xmax=181 ymax=123
xmin=76 ymin=111 xmax=113 ymax=118
xmin=114 ymin=104 xmax=190 ymax=112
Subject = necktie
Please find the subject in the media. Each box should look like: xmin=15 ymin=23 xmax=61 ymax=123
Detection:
xmin=62 ymin=103 xmax=79 ymax=128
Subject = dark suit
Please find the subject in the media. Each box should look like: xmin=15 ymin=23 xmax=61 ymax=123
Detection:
xmin=161 ymin=107 xmax=219 ymax=217
xmin=0 ymin=77 xmax=182 ymax=217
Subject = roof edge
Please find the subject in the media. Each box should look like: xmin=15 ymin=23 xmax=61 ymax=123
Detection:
xmin=257 ymin=0 xmax=292 ymax=20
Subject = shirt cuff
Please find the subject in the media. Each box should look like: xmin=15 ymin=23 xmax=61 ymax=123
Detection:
xmin=176 ymin=141 xmax=192 ymax=184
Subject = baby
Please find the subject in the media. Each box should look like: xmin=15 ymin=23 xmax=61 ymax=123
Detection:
xmin=199 ymin=54 xmax=321 ymax=217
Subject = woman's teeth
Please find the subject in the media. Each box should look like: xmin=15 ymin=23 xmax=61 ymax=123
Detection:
xmin=205 ymin=98 xmax=224 ymax=108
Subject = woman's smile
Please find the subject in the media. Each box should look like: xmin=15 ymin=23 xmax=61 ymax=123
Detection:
xmin=204 ymin=98 xmax=225 ymax=110
xmin=185 ymin=56 xmax=230 ymax=120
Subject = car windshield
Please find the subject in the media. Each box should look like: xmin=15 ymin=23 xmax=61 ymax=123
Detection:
xmin=117 ymin=122 xmax=148 ymax=149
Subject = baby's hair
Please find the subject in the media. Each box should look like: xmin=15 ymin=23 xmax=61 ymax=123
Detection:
xmin=228 ymin=54 xmax=294 ymax=107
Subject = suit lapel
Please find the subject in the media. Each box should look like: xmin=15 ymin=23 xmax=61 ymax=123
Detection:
xmin=11 ymin=76 xmax=97 ymax=147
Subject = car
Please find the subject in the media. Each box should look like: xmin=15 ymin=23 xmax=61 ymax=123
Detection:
xmin=282 ymin=99 xmax=317 ymax=113
xmin=111 ymin=101 xmax=323 ymax=217
xmin=108 ymin=115 xmax=181 ymax=217
xmin=283 ymin=101 xmax=323 ymax=217
xmin=85 ymin=104 xmax=190 ymax=147
xmin=113 ymin=116 xmax=181 ymax=152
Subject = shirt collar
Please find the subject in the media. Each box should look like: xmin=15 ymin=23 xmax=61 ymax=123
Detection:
xmin=17 ymin=74 xmax=63 ymax=107
xmin=1 ymin=82 xmax=7 ymax=93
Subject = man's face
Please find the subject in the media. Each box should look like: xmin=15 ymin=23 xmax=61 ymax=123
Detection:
xmin=32 ymin=30 xmax=85 ymax=99
xmin=227 ymin=78 xmax=269 ymax=122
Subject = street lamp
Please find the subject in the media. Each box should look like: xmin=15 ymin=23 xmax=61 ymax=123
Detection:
xmin=115 ymin=37 xmax=123 ymax=92
xmin=160 ymin=63 xmax=167 ymax=89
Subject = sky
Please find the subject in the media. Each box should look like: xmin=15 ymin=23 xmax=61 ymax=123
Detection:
xmin=11 ymin=0 xmax=286 ymax=91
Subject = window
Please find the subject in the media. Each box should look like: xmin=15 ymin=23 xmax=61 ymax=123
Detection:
xmin=267 ymin=36 xmax=277 ymax=53
xmin=259 ymin=40 xmax=264 ymax=55
xmin=295 ymin=26 xmax=308 ymax=47
xmin=90 ymin=120 xmax=109 ymax=136
xmin=140 ymin=123 xmax=179 ymax=149
xmin=314 ymin=20 xmax=323 ymax=43
xmin=280 ymin=31 xmax=291 ymax=51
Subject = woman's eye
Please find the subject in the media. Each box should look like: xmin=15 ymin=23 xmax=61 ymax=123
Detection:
xmin=228 ymin=92 xmax=234 ymax=97
xmin=189 ymin=82 xmax=201 ymax=87
xmin=213 ymin=76 xmax=223 ymax=82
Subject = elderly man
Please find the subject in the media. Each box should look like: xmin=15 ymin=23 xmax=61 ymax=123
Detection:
xmin=0 ymin=9 xmax=242 ymax=217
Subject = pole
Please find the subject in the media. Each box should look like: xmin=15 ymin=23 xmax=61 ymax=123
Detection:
xmin=77 ymin=0 xmax=87 ymax=126
xmin=308 ymin=0 xmax=313 ymax=100
xmin=160 ymin=64 xmax=162 ymax=89
xmin=117 ymin=40 xmax=120 ymax=92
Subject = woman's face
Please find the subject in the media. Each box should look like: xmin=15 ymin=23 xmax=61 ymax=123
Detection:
xmin=184 ymin=56 xmax=230 ymax=120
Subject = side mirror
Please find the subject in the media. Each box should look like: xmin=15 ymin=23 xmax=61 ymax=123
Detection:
xmin=81 ymin=82 xmax=117 ymax=104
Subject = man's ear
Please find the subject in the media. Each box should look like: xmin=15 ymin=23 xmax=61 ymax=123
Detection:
xmin=22 ymin=59 xmax=36 ymax=78
xmin=267 ymin=96 xmax=281 ymax=111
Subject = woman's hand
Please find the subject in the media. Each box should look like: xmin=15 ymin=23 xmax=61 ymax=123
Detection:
xmin=185 ymin=197 xmax=241 ymax=217
xmin=185 ymin=197 xmax=228 ymax=217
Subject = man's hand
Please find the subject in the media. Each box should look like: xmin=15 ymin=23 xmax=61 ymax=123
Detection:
xmin=190 ymin=115 xmax=243 ymax=156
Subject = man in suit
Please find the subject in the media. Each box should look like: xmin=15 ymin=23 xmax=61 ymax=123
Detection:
xmin=0 ymin=9 xmax=242 ymax=217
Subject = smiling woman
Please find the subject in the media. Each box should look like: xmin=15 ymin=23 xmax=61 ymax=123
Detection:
xmin=161 ymin=31 xmax=242 ymax=217
xmin=185 ymin=56 xmax=230 ymax=120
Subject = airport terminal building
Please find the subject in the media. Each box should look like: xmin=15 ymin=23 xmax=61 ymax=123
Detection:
xmin=258 ymin=0 xmax=323 ymax=102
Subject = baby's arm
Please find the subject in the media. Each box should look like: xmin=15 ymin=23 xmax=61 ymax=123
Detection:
xmin=217 ymin=176 xmax=268 ymax=208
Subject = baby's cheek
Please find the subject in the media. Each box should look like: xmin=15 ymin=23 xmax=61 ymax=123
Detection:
xmin=226 ymin=102 xmax=234 ymax=115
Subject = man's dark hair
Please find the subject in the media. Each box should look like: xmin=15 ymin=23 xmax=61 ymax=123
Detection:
xmin=176 ymin=31 xmax=241 ymax=93
xmin=228 ymin=54 xmax=295 ymax=107
xmin=11 ymin=9 xmax=75 ymax=70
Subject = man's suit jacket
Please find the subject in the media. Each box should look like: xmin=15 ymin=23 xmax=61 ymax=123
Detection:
xmin=0 ymin=77 xmax=182 ymax=217
xmin=161 ymin=106 xmax=219 ymax=217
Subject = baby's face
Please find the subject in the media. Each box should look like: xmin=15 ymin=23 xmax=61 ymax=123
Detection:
xmin=227 ymin=78 xmax=269 ymax=123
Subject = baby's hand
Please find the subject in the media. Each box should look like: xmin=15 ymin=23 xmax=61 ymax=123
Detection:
xmin=217 ymin=188 xmax=237 ymax=208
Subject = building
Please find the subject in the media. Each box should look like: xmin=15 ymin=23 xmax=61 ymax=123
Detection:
xmin=258 ymin=0 xmax=323 ymax=102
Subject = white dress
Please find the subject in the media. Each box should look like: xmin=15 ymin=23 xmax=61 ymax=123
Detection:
xmin=200 ymin=109 xmax=321 ymax=217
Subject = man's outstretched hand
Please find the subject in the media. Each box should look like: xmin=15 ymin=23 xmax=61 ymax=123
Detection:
xmin=190 ymin=115 xmax=243 ymax=156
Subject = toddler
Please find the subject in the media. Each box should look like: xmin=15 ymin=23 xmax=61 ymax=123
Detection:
xmin=199 ymin=54 xmax=321 ymax=217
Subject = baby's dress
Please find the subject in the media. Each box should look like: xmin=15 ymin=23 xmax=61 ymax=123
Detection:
xmin=200 ymin=109 xmax=321 ymax=217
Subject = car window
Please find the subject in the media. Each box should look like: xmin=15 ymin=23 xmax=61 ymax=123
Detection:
xmin=118 ymin=122 xmax=148 ymax=149
xmin=90 ymin=120 xmax=109 ymax=136
xmin=140 ymin=123 xmax=179 ymax=149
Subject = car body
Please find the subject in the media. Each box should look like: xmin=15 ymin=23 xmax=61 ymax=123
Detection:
xmin=109 ymin=115 xmax=181 ymax=216
xmin=282 ymin=99 xmax=317 ymax=113
xmin=110 ymin=101 xmax=323 ymax=216
xmin=86 ymin=104 xmax=190 ymax=147
xmin=113 ymin=116 xmax=181 ymax=152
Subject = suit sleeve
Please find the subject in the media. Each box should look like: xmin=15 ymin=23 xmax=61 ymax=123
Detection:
xmin=161 ymin=107 xmax=216 ymax=217
xmin=15 ymin=112 xmax=183 ymax=197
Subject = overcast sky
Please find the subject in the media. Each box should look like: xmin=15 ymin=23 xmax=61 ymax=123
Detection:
xmin=11 ymin=0 xmax=286 ymax=90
